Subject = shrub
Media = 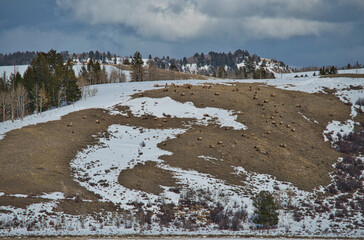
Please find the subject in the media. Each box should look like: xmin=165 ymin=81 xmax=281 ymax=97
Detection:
xmin=252 ymin=191 xmax=279 ymax=228
xmin=355 ymin=97 xmax=364 ymax=106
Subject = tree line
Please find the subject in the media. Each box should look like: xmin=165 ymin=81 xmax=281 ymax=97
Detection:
xmin=130 ymin=51 xmax=276 ymax=81
xmin=0 ymin=50 xmax=120 ymax=66
xmin=0 ymin=51 xmax=38 ymax=66
xmin=1 ymin=49 xmax=286 ymax=80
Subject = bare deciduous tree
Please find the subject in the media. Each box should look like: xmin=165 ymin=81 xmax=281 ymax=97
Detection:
xmin=109 ymin=68 xmax=126 ymax=83
xmin=38 ymin=83 xmax=48 ymax=114
xmin=16 ymin=83 xmax=29 ymax=119
xmin=0 ymin=91 xmax=9 ymax=122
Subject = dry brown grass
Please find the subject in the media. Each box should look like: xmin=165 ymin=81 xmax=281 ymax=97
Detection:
xmin=140 ymin=82 xmax=351 ymax=191
xmin=320 ymin=73 xmax=364 ymax=78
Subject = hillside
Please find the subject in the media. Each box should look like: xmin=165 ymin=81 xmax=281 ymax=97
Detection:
xmin=0 ymin=69 xmax=363 ymax=237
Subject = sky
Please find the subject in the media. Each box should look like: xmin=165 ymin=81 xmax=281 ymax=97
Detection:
xmin=0 ymin=0 xmax=363 ymax=67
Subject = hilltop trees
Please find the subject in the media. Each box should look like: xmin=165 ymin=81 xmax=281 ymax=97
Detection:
xmin=0 ymin=51 xmax=38 ymax=66
xmin=319 ymin=66 xmax=338 ymax=75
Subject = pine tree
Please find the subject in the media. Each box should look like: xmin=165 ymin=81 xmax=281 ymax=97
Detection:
xmin=63 ymin=60 xmax=81 ymax=103
xmin=245 ymin=56 xmax=256 ymax=75
xmin=131 ymin=51 xmax=144 ymax=81
xmin=253 ymin=191 xmax=279 ymax=228
xmin=182 ymin=57 xmax=188 ymax=66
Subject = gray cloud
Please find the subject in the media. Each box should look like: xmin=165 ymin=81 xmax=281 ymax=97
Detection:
xmin=56 ymin=0 xmax=348 ymax=42
xmin=0 ymin=0 xmax=363 ymax=67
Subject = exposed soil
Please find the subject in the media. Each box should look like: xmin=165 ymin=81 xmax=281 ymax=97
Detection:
xmin=54 ymin=199 xmax=122 ymax=215
xmin=0 ymin=108 xmax=122 ymax=199
xmin=0 ymin=81 xmax=353 ymax=214
xmin=118 ymin=162 xmax=177 ymax=195
xmin=0 ymin=196 xmax=49 ymax=209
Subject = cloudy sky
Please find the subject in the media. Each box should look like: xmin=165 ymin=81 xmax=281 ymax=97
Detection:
xmin=0 ymin=0 xmax=363 ymax=67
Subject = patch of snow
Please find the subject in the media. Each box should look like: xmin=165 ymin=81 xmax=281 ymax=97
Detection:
xmin=37 ymin=192 xmax=65 ymax=200
xmin=335 ymin=89 xmax=364 ymax=117
xmin=323 ymin=120 xmax=355 ymax=142
xmin=298 ymin=112 xmax=318 ymax=124
xmin=121 ymin=97 xmax=246 ymax=130
xmin=198 ymin=155 xmax=222 ymax=163
xmin=8 ymin=194 xmax=28 ymax=198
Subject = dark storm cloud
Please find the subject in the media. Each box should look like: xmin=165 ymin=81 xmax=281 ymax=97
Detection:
xmin=0 ymin=0 xmax=363 ymax=66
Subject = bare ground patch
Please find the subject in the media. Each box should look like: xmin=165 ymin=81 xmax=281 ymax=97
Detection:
xmin=118 ymin=161 xmax=177 ymax=195
xmin=0 ymin=108 xmax=123 ymax=199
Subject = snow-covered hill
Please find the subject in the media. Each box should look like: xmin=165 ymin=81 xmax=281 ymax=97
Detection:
xmin=0 ymin=71 xmax=363 ymax=237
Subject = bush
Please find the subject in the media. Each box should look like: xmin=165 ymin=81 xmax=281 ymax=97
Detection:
xmin=355 ymin=97 xmax=364 ymax=106
xmin=253 ymin=191 xmax=279 ymax=228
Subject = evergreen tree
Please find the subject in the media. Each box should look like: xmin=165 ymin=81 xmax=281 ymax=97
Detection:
xmin=217 ymin=67 xmax=227 ymax=78
xmin=245 ymin=56 xmax=256 ymax=74
xmin=106 ymin=51 xmax=112 ymax=61
xmin=123 ymin=58 xmax=131 ymax=65
xmin=253 ymin=191 xmax=279 ymax=228
xmin=23 ymin=67 xmax=36 ymax=111
xmin=63 ymin=60 xmax=81 ymax=103
xmin=354 ymin=61 xmax=361 ymax=68
xmin=89 ymin=51 xmax=95 ymax=60
xmin=182 ymin=57 xmax=188 ymax=66
xmin=131 ymin=51 xmax=144 ymax=81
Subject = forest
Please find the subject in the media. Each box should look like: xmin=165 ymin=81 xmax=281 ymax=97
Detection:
xmin=0 ymin=50 xmax=81 ymax=122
